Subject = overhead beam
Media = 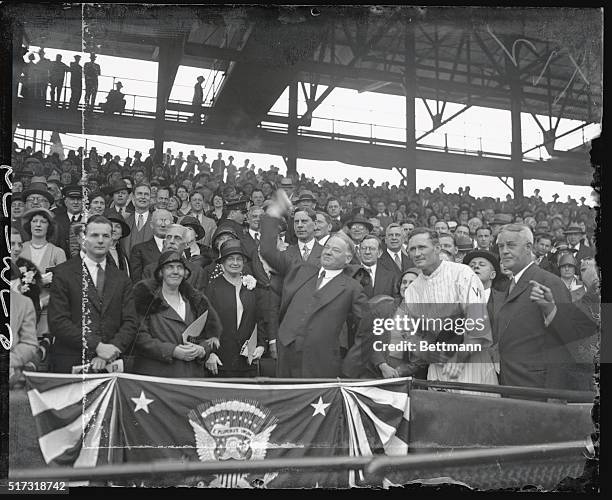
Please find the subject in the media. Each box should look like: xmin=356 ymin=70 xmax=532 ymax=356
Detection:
xmin=15 ymin=101 xmax=593 ymax=185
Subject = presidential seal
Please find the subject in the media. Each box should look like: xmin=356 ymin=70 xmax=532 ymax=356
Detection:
xmin=188 ymin=399 xmax=279 ymax=488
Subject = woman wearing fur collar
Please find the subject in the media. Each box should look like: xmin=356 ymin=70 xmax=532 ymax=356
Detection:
xmin=132 ymin=251 xmax=222 ymax=378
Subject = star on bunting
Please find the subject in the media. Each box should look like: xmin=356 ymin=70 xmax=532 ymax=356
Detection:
xmin=131 ymin=391 xmax=154 ymax=414
xmin=310 ymin=396 xmax=331 ymax=417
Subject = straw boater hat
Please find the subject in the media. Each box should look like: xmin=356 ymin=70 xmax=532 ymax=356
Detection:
xmin=564 ymin=222 xmax=584 ymax=235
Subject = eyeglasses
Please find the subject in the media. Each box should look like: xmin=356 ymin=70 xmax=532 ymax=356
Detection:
xmin=26 ymin=196 xmax=47 ymax=203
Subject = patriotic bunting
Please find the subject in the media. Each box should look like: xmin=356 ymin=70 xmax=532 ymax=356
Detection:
xmin=24 ymin=373 xmax=411 ymax=488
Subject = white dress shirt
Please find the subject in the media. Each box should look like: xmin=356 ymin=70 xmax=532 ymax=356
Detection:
xmin=318 ymin=234 xmax=331 ymax=246
xmin=134 ymin=210 xmax=150 ymax=230
xmin=154 ymin=235 xmax=165 ymax=253
xmin=249 ymin=228 xmax=261 ymax=242
xmin=317 ymin=268 xmax=343 ymax=289
xmin=299 ymin=238 xmax=315 ymax=259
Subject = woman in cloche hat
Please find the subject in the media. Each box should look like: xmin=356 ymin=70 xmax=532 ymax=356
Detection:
xmin=131 ymin=251 xmax=222 ymax=378
xmin=204 ymin=239 xmax=267 ymax=378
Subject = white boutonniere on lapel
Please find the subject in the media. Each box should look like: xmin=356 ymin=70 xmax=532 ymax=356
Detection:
xmin=241 ymin=275 xmax=257 ymax=290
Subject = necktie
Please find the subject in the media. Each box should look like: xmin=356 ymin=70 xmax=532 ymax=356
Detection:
xmin=507 ymin=277 xmax=516 ymax=296
xmin=71 ymin=215 xmax=78 ymax=223
xmin=137 ymin=213 xmax=144 ymax=231
xmin=96 ymin=263 xmax=105 ymax=296
xmin=254 ymin=232 xmax=260 ymax=247
xmin=316 ymin=270 xmax=326 ymax=289
xmin=368 ymin=267 xmax=375 ymax=286
xmin=394 ymin=253 xmax=402 ymax=269
xmin=302 ymin=245 xmax=310 ymax=261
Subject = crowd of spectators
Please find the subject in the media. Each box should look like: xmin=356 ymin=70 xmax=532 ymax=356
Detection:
xmin=9 ymin=140 xmax=599 ymax=397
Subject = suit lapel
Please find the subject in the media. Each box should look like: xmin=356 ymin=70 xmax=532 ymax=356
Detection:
xmin=373 ymin=265 xmax=384 ymax=295
xmin=312 ymin=273 xmax=346 ymax=313
xmin=281 ymin=266 xmax=318 ymax=316
xmin=504 ymin=264 xmax=537 ymax=304
xmin=307 ymin=243 xmax=322 ymax=265
xmin=101 ymin=265 xmax=119 ymax=314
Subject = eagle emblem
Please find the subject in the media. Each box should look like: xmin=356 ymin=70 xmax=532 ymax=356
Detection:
xmin=188 ymin=399 xmax=279 ymax=488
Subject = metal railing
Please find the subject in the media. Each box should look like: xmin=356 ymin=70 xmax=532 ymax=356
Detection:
xmin=9 ymin=440 xmax=592 ymax=483
xmin=15 ymin=91 xmax=594 ymax=163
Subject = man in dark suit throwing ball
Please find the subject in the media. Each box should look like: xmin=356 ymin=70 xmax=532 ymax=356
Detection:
xmin=260 ymin=191 xmax=367 ymax=378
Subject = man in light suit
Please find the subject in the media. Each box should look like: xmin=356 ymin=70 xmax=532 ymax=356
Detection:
xmin=129 ymin=209 xmax=172 ymax=282
xmin=48 ymin=215 xmax=138 ymax=373
xmin=260 ymin=196 xmax=367 ymax=378
xmin=491 ymin=224 xmax=595 ymax=390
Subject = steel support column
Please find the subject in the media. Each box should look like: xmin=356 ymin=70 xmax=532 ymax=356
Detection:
xmin=507 ymin=46 xmax=524 ymax=200
xmin=154 ymin=36 xmax=184 ymax=164
xmin=403 ymin=19 xmax=416 ymax=194
xmin=286 ymin=80 xmax=298 ymax=177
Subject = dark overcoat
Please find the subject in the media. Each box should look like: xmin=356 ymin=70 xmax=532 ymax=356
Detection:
xmin=132 ymin=279 xmax=222 ymax=378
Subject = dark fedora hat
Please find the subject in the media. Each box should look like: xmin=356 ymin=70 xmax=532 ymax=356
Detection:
xmin=62 ymin=184 xmax=83 ymax=199
xmin=104 ymin=211 xmax=131 ymax=239
xmin=455 ymin=235 xmax=474 ymax=252
xmin=107 ymin=179 xmax=132 ymax=195
xmin=492 ymin=213 xmax=513 ymax=225
xmin=217 ymin=239 xmax=250 ymax=263
xmin=297 ymin=190 xmax=316 ymax=203
xmin=154 ymin=251 xmax=190 ymax=280
xmin=534 ymin=230 xmax=554 ymax=241
xmin=211 ymin=224 xmax=239 ymax=245
xmin=22 ymin=182 xmax=54 ymax=205
xmin=346 ymin=213 xmax=373 ymax=232
xmin=463 ymin=250 xmax=501 ymax=277
xmin=224 ymin=197 xmax=249 ymax=213
xmin=180 ymin=215 xmax=206 ymax=241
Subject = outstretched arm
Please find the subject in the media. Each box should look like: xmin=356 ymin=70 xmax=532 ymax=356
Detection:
xmin=260 ymin=215 xmax=293 ymax=277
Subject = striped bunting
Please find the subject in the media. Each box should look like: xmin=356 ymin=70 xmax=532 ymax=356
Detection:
xmin=341 ymin=380 xmax=410 ymax=487
xmin=25 ymin=373 xmax=117 ymax=466
xmin=23 ymin=373 xmax=410 ymax=486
